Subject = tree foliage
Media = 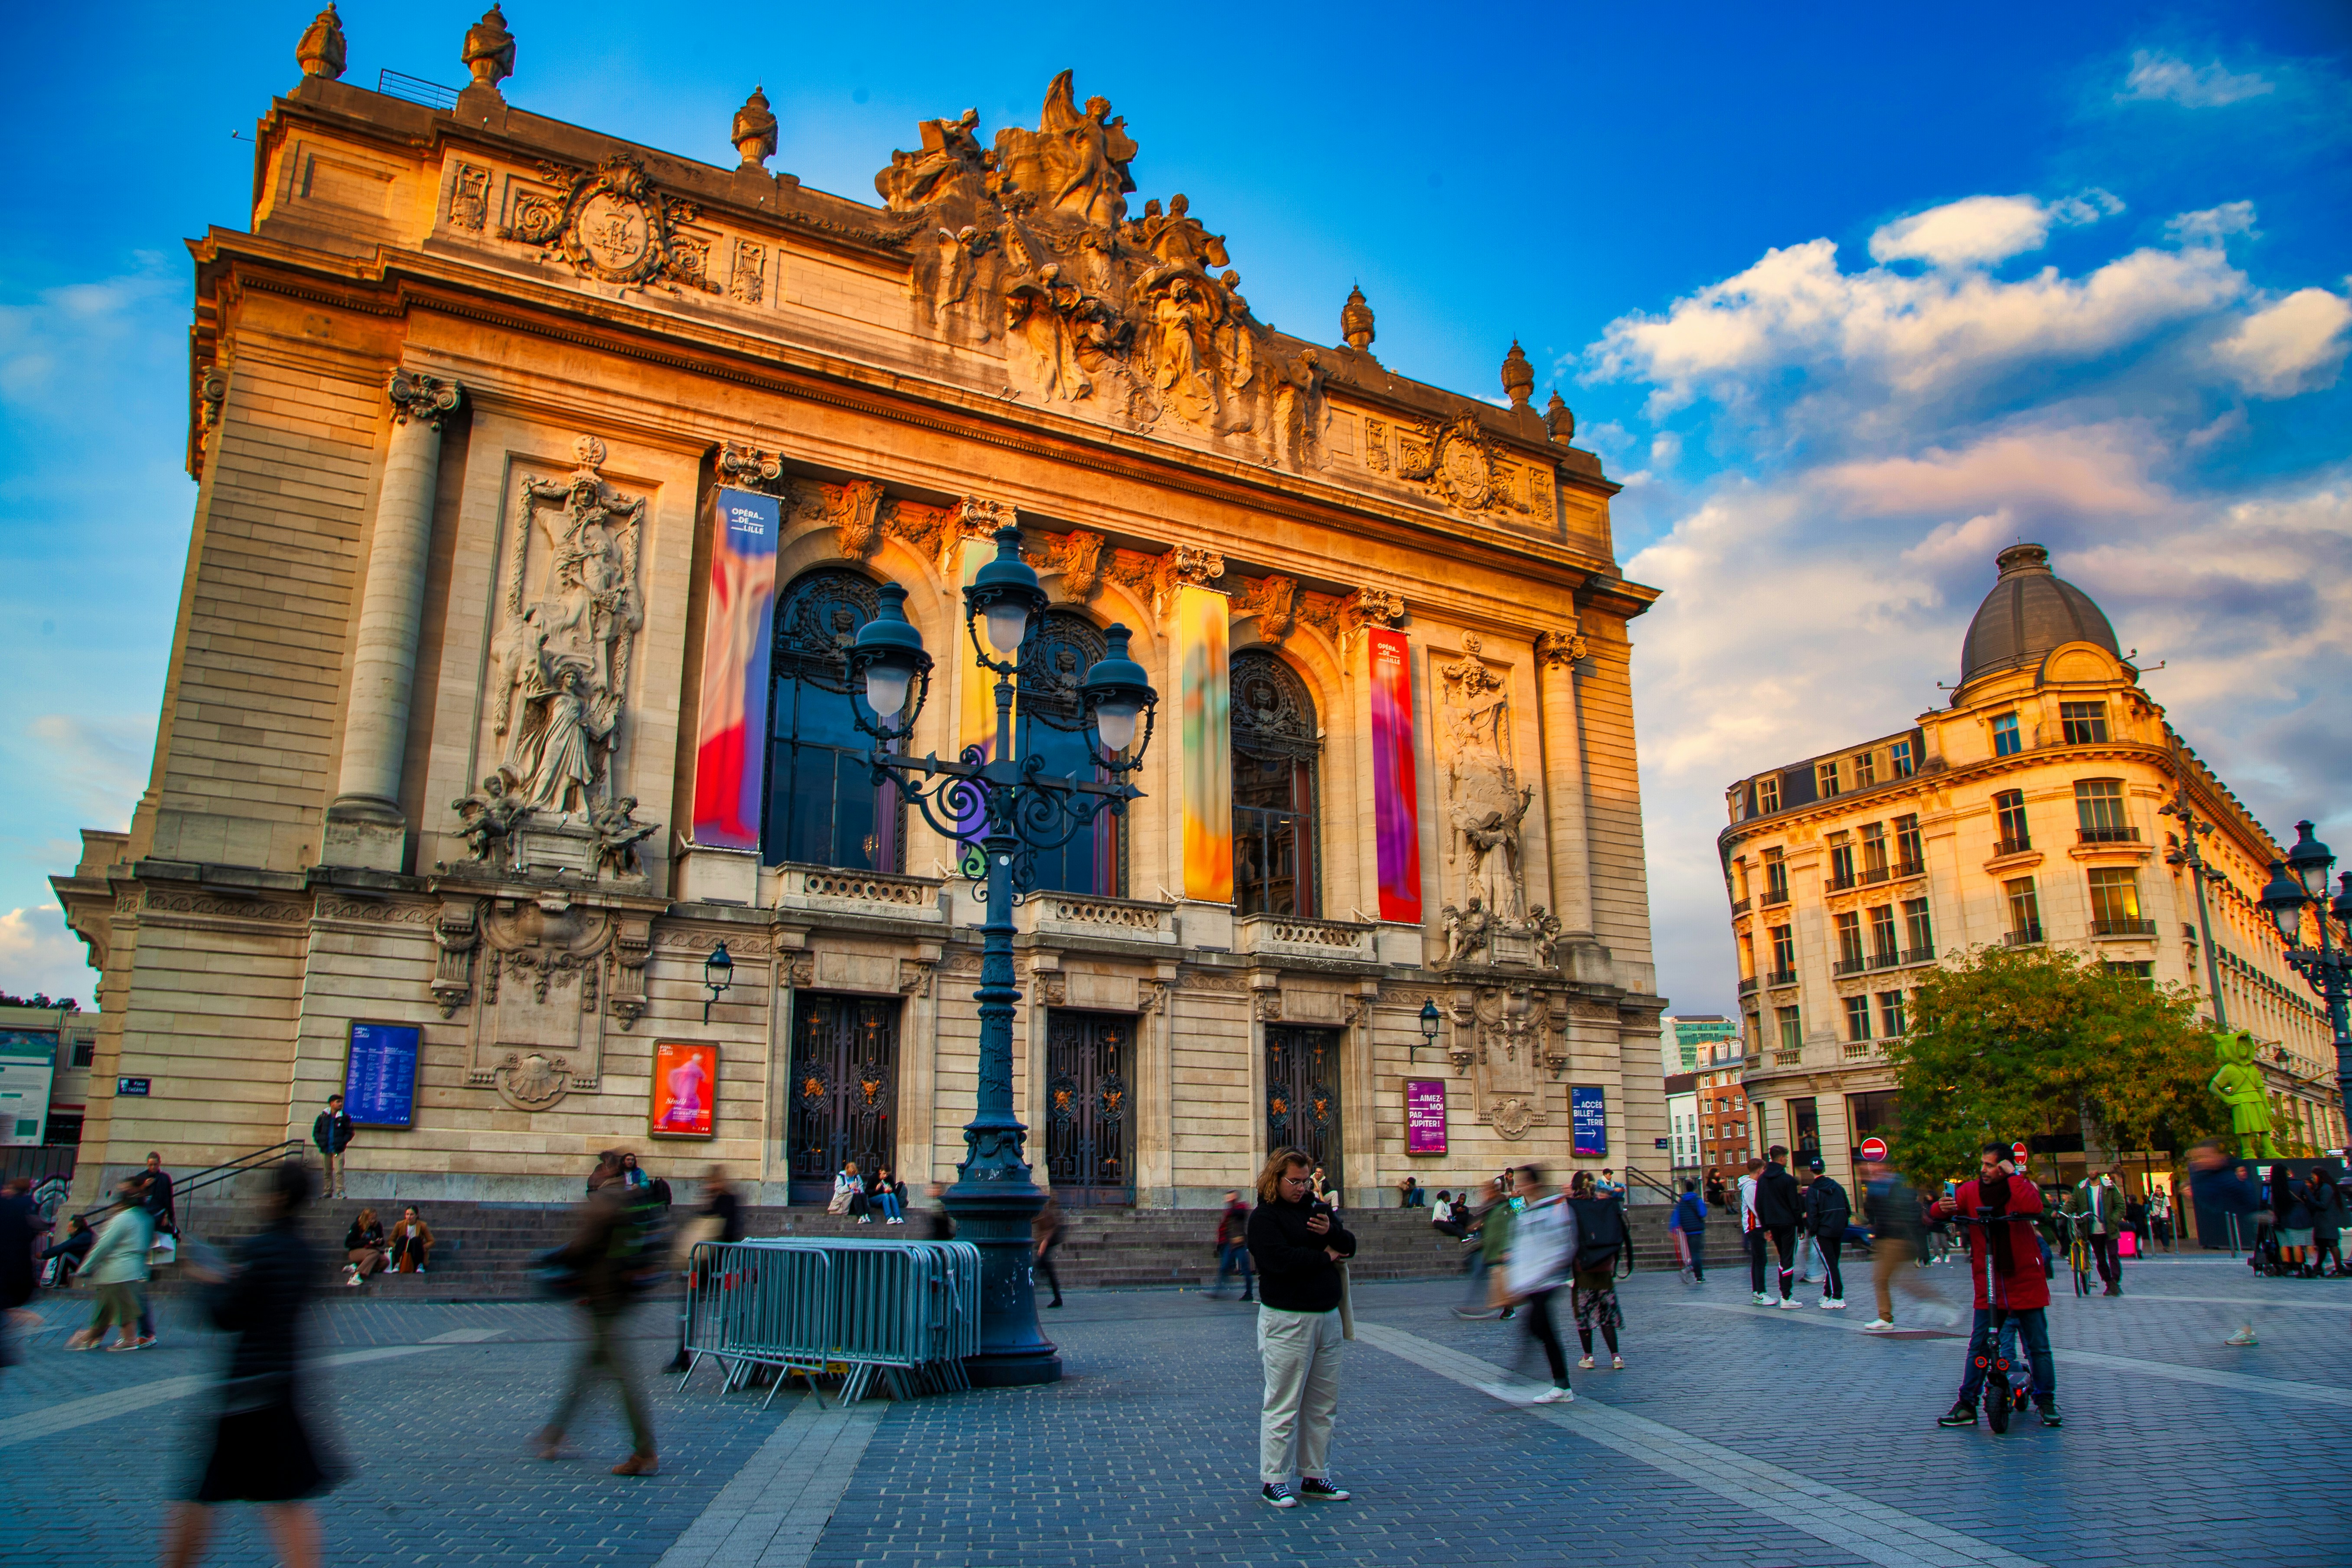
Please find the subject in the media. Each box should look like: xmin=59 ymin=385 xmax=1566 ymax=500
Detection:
xmin=1878 ymin=945 xmax=2224 ymax=1187
xmin=0 ymin=991 xmax=78 ymax=1012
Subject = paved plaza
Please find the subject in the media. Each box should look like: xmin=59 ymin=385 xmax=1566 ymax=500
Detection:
xmin=4 ymin=1252 xmax=2349 ymax=1567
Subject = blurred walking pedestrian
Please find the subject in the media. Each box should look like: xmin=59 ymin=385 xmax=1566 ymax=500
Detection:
xmin=537 ymin=1153 xmax=663 ymax=1475
xmin=2147 ymin=1188 xmax=2174 ymax=1254
xmin=2303 ymin=1169 xmax=2342 ymax=1277
xmin=1033 ymin=1194 xmax=1066 ymax=1308
xmin=917 ymin=1181 xmax=957 ymax=1241
xmin=2187 ymin=1140 xmax=2267 ymax=1343
xmin=1803 ymin=1157 xmax=1851 ymax=1310
xmin=1671 ymin=1178 xmax=1707 ymax=1283
xmin=1211 ymin=1190 xmax=1254 ymax=1301
xmin=1859 ymin=1155 xmax=1942 ymax=1331
xmin=0 ymin=1176 xmax=43 ymax=1374
xmin=1247 ymin=1146 xmax=1357 ymax=1507
xmin=1739 ymin=1157 xmax=1765 ymax=1302
xmin=161 ymin=1160 xmax=338 ymax=1568
xmin=67 ymin=1178 xmax=153 ymax=1351
xmin=310 ymin=1093 xmax=354 ymax=1200
xmin=1505 ymin=1164 xmax=1576 ymax=1402
xmin=2073 ymin=1170 xmax=2127 ymax=1295
xmin=1455 ymin=1176 xmax=1516 ymax=1320
xmin=1566 ymin=1172 xmax=1625 ymax=1369
xmin=664 ymin=1165 xmax=744 ymax=1372
xmin=1932 ymin=1143 xmax=2059 ymax=1429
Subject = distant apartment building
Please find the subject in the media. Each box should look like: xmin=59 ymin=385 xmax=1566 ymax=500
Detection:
xmin=0 ymin=1001 xmax=94 ymax=1177
xmin=1719 ymin=544 xmax=2344 ymax=1187
xmin=1695 ymin=1032 xmax=1751 ymax=1176
xmin=1665 ymin=1072 xmax=1700 ymax=1171
xmin=1660 ymin=1012 xmax=1739 ymax=1075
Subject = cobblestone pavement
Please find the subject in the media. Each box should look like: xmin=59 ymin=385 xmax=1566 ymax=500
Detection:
xmin=2 ymin=1252 xmax=2347 ymax=1566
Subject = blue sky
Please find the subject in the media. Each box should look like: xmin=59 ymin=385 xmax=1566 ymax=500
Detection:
xmin=3 ymin=3 xmax=2347 ymax=1017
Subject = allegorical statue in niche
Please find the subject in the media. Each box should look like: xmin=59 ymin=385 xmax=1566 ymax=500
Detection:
xmin=1441 ymin=893 xmax=1492 ymax=968
xmin=512 ymin=665 xmax=599 ymax=812
xmin=1442 ymin=636 xmax=1533 ymax=919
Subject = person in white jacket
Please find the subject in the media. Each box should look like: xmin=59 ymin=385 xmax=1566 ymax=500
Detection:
xmin=1504 ymin=1165 xmax=1579 ymax=1404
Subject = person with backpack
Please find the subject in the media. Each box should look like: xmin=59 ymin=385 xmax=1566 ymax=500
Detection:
xmin=1753 ymin=1147 xmax=1804 ymax=1309
xmin=1565 ymin=1172 xmax=1626 ymax=1368
xmin=1802 ymin=1157 xmax=1852 ymax=1310
xmin=1670 ymin=1178 xmax=1707 ymax=1283
xmin=537 ymin=1153 xmax=661 ymax=1475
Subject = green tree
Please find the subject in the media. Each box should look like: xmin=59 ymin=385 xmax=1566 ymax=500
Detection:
xmin=1879 ymin=945 xmax=2223 ymax=1188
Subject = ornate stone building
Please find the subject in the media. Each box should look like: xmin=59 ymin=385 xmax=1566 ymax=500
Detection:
xmin=53 ymin=11 xmax=1667 ymax=1206
xmin=1721 ymin=545 xmax=2345 ymax=1190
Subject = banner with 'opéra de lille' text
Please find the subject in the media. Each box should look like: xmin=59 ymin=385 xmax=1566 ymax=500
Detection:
xmin=690 ymin=488 xmax=781 ymax=850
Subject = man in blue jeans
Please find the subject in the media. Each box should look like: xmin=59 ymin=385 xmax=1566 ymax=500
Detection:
xmin=1933 ymin=1143 xmax=2060 ymax=1428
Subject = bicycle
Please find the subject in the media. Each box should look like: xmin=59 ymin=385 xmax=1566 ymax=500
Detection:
xmin=2058 ymin=1213 xmax=2092 ymax=1297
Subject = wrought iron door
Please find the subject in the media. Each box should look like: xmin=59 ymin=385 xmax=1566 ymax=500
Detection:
xmin=786 ymin=993 xmax=900 ymax=1205
xmin=1044 ymin=1010 xmax=1134 ymax=1205
xmin=1265 ymin=1026 xmax=1342 ymax=1193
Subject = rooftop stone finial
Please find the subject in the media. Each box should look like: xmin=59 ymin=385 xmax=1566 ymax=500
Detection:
xmin=1341 ymin=284 xmax=1374 ymax=351
xmin=1501 ymin=340 xmax=1534 ymax=408
xmin=296 ymin=4 xmax=346 ymax=81
xmin=1544 ymin=390 xmax=1574 ymax=443
xmin=463 ymin=6 xmax=516 ymax=96
xmin=732 ymin=85 xmax=779 ymax=170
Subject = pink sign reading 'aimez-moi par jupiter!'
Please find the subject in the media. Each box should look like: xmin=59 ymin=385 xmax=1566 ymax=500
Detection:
xmin=1406 ymin=1078 xmax=1448 ymax=1155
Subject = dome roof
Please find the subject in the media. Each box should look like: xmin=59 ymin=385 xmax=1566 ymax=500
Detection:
xmin=1958 ymin=544 xmax=2118 ymax=686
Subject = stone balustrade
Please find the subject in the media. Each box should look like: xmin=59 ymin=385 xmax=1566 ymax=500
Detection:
xmin=1234 ymin=913 xmax=1378 ymax=961
xmin=774 ymin=862 xmax=946 ymax=923
xmin=1016 ymin=891 xmax=1179 ymax=945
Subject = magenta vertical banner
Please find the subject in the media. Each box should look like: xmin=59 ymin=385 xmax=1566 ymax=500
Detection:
xmin=1368 ymin=626 xmax=1422 ymax=923
xmin=1405 ymin=1078 xmax=1448 ymax=1155
xmin=689 ymin=487 xmax=780 ymax=849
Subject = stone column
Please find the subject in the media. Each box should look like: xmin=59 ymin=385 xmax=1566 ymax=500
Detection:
xmin=323 ymin=367 xmax=464 ymax=870
xmin=1535 ymin=629 xmax=1594 ymax=936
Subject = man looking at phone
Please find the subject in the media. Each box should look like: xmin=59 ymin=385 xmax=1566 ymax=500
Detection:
xmin=1246 ymin=1146 xmax=1357 ymax=1509
xmin=1931 ymin=1142 xmax=2059 ymax=1429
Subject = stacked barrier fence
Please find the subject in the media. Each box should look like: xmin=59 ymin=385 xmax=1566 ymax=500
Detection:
xmin=681 ymin=1237 xmax=984 ymax=1408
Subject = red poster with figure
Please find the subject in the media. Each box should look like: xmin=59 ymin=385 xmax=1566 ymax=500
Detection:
xmin=649 ymin=1042 xmax=718 ymax=1139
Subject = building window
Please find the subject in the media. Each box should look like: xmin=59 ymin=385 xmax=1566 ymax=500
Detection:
xmin=1844 ymin=995 xmax=1872 ymax=1042
xmin=2088 ymin=866 xmax=2144 ymax=934
xmin=1835 ymin=911 xmax=1864 ymax=968
xmin=765 ymin=568 xmax=901 ymax=871
xmin=1769 ymin=925 xmax=1795 ymax=979
xmin=2104 ymin=960 xmax=2154 ymax=981
xmin=1744 ymin=1011 xmax=1761 ymax=1048
xmin=1020 ymin=611 xmax=1123 ymax=896
xmin=1868 ymin=905 xmax=1898 ymax=962
xmin=2075 ymin=778 xmax=2131 ymax=841
xmin=1854 ymin=750 xmax=1877 ymax=789
xmin=1763 ymin=848 xmax=1788 ymax=903
xmin=1900 ymin=897 xmax=1933 ymax=959
xmin=2060 ymin=701 xmax=2108 ymax=744
xmin=2004 ymin=877 xmax=2043 ymax=942
xmin=1757 ymin=775 xmax=1781 ymax=814
xmin=1776 ymin=1006 xmax=1802 ymax=1051
xmin=1894 ymin=814 xmax=1924 ymax=874
xmin=1818 ymin=759 xmax=1842 ymax=798
xmin=1860 ymin=822 xmax=1889 ymax=878
xmin=1230 ymin=649 xmax=1319 ymax=916
xmin=1992 ymin=712 xmax=2023 ymax=757
xmin=1828 ymin=834 xmax=1855 ymax=888
xmin=1890 ymin=738 xmax=1915 ymax=778
xmin=71 ymin=1039 xmax=95 ymax=1067
xmin=1994 ymin=789 xmax=2030 ymax=855
xmin=1876 ymin=991 xmax=1907 ymax=1038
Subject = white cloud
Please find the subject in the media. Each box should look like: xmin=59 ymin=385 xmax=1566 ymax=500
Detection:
xmin=1868 ymin=191 xmax=2120 ymax=269
xmin=0 ymin=904 xmax=93 ymax=1009
xmin=2167 ymin=201 xmax=2259 ymax=245
xmin=2210 ymin=287 xmax=2352 ymax=397
xmin=2118 ymin=49 xmax=2275 ymax=109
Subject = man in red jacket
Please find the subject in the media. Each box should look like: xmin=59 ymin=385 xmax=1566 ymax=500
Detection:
xmin=1931 ymin=1142 xmax=2060 ymax=1429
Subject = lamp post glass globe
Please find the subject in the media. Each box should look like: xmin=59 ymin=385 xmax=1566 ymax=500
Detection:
xmin=1419 ymin=998 xmax=1442 ymax=1046
xmin=2262 ymin=860 xmax=2311 ymax=945
xmin=2288 ymin=820 xmax=2337 ymax=901
xmin=983 ymin=602 xmax=1030 ymax=655
xmin=1094 ymin=699 xmax=1140 ymax=755
xmin=863 ymin=665 xmax=911 ymax=724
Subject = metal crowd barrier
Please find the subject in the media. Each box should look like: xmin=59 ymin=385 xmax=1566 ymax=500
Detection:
xmin=681 ymin=1237 xmax=983 ymax=1408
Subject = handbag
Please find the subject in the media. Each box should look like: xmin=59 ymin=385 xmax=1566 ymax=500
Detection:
xmin=148 ymin=1233 xmax=178 ymax=1267
xmin=825 ymin=1186 xmax=852 ymax=1216
xmin=2117 ymin=1229 xmax=2138 ymax=1258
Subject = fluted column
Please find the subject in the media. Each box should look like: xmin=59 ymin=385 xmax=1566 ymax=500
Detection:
xmin=322 ymin=367 xmax=463 ymax=870
xmin=1535 ymin=628 xmax=1594 ymax=936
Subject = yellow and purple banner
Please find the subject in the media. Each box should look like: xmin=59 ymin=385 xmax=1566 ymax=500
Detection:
xmin=1175 ymin=584 xmax=1232 ymax=902
xmin=689 ymin=487 xmax=780 ymax=850
xmin=1368 ymin=626 xmax=1421 ymax=922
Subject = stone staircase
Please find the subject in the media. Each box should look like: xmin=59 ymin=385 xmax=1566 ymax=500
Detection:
xmin=149 ymin=1195 xmax=1712 ymax=1301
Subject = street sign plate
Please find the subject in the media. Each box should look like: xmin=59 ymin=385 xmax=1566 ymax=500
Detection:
xmin=2012 ymin=1141 xmax=2029 ymax=1164
xmin=117 ymin=1076 xmax=150 ymax=1096
xmin=1860 ymin=1136 xmax=1889 ymax=1161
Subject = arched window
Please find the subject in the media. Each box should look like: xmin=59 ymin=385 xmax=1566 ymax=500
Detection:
xmin=1231 ymin=650 xmax=1319 ymax=916
xmin=763 ymin=568 xmax=901 ymax=870
xmin=1016 ymin=610 xmax=1121 ymax=896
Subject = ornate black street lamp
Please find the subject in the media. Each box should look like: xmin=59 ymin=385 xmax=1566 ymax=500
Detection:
xmin=701 ymin=942 xmax=733 ymax=1023
xmin=847 ymin=525 xmax=1156 ymax=1386
xmin=2258 ymin=821 xmax=2352 ymax=1144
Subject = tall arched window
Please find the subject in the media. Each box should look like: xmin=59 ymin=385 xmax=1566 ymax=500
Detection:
xmin=1231 ymin=649 xmax=1319 ymax=916
xmin=1016 ymin=610 xmax=1120 ymax=896
xmin=763 ymin=568 xmax=901 ymax=870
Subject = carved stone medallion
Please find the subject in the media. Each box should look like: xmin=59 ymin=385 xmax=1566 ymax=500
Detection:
xmin=1490 ymin=1095 xmax=1534 ymax=1140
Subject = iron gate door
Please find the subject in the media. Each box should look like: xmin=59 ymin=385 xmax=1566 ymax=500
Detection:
xmin=1265 ymin=1025 xmax=1342 ymax=1193
xmin=1044 ymin=1010 xmax=1134 ymax=1206
xmin=786 ymin=993 xmax=900 ymax=1206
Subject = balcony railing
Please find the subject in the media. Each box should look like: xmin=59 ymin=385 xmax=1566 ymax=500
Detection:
xmin=1730 ymin=896 xmax=1751 ymax=914
xmin=1774 ymin=1049 xmax=1803 ymax=1067
xmin=1842 ymin=1042 xmax=1873 ymax=1059
xmin=1832 ymin=954 xmax=1867 ymax=976
xmin=1827 ymin=873 xmax=1857 ymax=892
xmin=1234 ymin=913 xmax=1376 ymax=960
xmin=1994 ymin=836 xmax=2033 ymax=858
xmin=1893 ymin=859 xmax=1926 ymax=880
xmin=2091 ymin=916 xmax=2158 ymax=938
xmin=1859 ymin=863 xmax=1893 ymax=886
xmin=2078 ymin=826 xmax=2141 ymax=844
xmin=1899 ymin=945 xmax=1935 ymax=966
xmin=1738 ymin=976 xmax=1759 ymax=994
xmin=2002 ymin=925 xmax=2045 ymax=948
xmin=1761 ymin=888 xmax=1790 ymax=907
xmin=1766 ymin=967 xmax=1798 ymax=987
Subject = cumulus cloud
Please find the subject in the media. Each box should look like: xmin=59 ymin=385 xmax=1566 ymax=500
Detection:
xmin=2210 ymin=287 xmax=2352 ymax=397
xmin=0 ymin=904 xmax=92 ymax=1009
xmin=1867 ymin=191 xmax=2121 ymax=269
xmin=2117 ymin=49 xmax=2275 ymax=108
xmin=2167 ymin=201 xmax=2259 ymax=245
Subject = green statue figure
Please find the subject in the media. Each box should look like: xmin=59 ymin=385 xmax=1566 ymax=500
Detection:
xmin=2208 ymin=1030 xmax=2280 ymax=1159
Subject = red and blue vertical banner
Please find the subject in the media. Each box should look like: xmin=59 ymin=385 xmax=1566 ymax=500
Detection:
xmin=1368 ymin=626 xmax=1422 ymax=923
xmin=690 ymin=487 xmax=781 ymax=849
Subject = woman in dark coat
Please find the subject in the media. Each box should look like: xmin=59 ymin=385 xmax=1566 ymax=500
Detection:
xmin=163 ymin=1159 xmax=338 ymax=1568
xmin=1565 ymin=1172 xmax=1627 ymax=1369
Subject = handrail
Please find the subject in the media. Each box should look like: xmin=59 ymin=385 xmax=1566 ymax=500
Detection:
xmin=73 ymin=1138 xmax=303 ymax=1226
xmin=1620 ymin=1163 xmax=1679 ymax=1203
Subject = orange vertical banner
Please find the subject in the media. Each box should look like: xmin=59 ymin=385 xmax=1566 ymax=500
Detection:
xmin=1175 ymin=584 xmax=1232 ymax=901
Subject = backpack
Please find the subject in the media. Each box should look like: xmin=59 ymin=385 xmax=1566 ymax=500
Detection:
xmin=609 ymin=1187 xmax=672 ymax=1295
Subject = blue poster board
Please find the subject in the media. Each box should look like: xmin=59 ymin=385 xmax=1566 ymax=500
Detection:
xmin=1571 ymin=1085 xmax=1608 ymax=1157
xmin=344 ymin=1022 xmax=420 ymax=1129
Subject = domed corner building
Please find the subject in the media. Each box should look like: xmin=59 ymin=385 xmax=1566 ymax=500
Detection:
xmin=1716 ymin=543 xmax=2344 ymax=1203
xmin=44 ymin=13 xmax=1674 ymax=1245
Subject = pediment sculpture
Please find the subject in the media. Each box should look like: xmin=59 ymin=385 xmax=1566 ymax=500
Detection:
xmin=875 ymin=72 xmax=1328 ymax=468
